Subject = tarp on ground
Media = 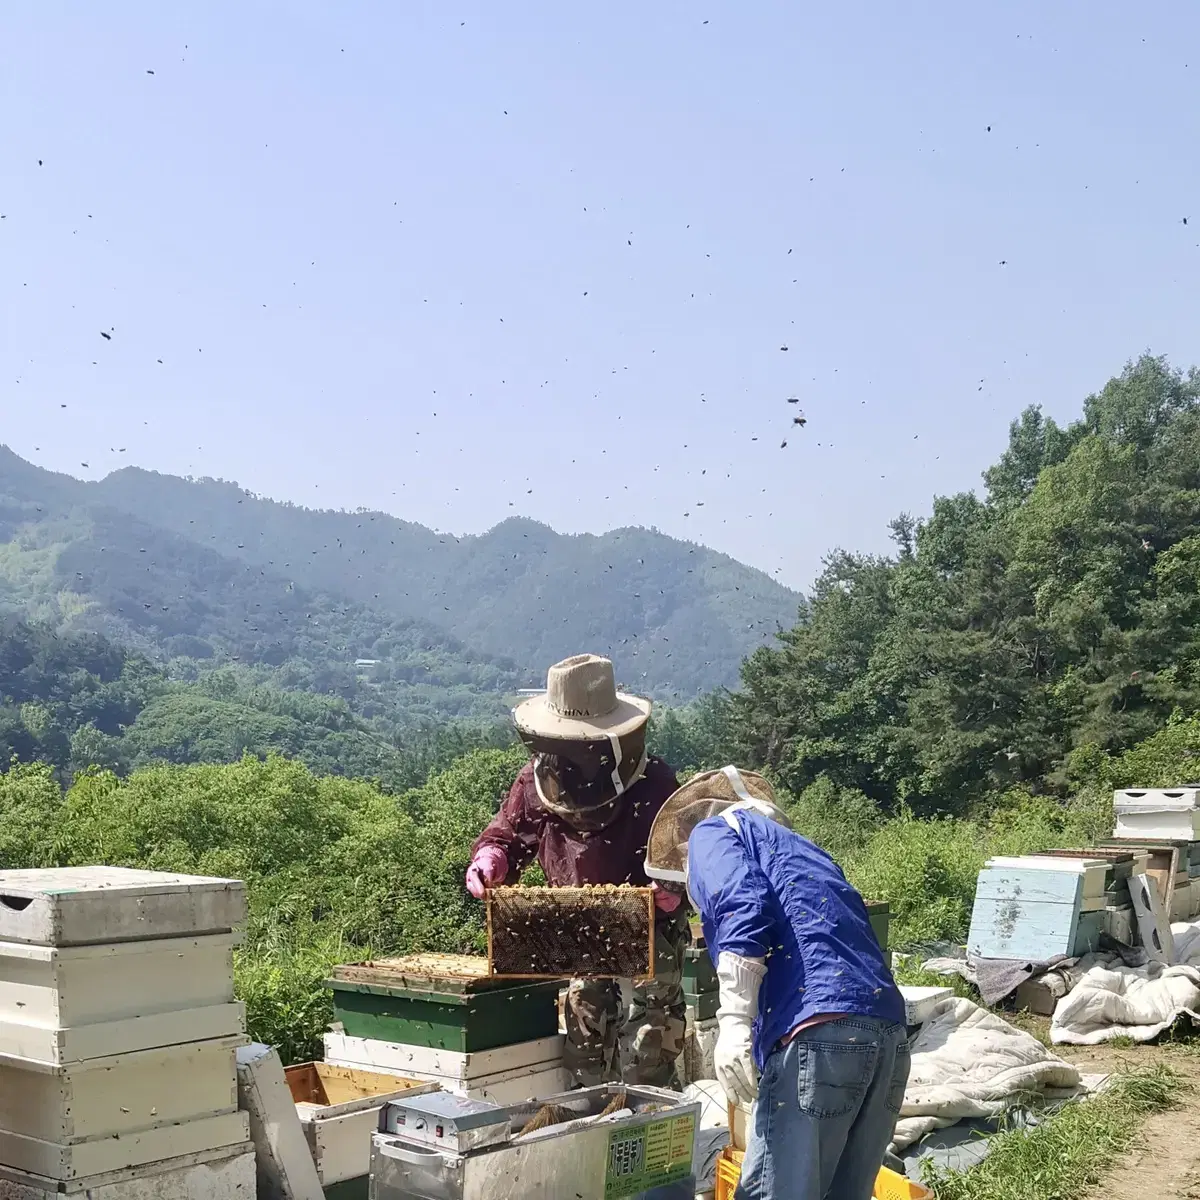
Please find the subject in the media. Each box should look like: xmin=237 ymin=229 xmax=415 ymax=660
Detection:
xmin=890 ymin=997 xmax=1081 ymax=1152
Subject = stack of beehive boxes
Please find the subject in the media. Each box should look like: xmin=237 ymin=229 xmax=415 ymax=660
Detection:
xmin=1106 ymin=788 xmax=1200 ymax=922
xmin=679 ymin=924 xmax=718 ymax=1086
xmin=0 ymin=866 xmax=254 ymax=1199
xmin=323 ymin=954 xmax=568 ymax=1105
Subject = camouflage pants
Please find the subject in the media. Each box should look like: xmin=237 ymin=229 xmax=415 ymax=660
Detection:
xmin=563 ymin=915 xmax=688 ymax=1089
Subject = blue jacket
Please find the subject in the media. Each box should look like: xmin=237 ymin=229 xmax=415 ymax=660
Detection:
xmin=688 ymin=809 xmax=905 ymax=1070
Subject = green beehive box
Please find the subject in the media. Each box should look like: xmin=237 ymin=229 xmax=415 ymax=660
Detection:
xmin=865 ymin=900 xmax=890 ymax=951
xmin=684 ymin=989 xmax=720 ymax=1021
xmin=682 ymin=945 xmax=718 ymax=995
xmin=327 ymin=954 xmax=561 ymax=1053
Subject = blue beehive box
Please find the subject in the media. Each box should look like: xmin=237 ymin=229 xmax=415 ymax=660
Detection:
xmin=967 ymin=861 xmax=1104 ymax=960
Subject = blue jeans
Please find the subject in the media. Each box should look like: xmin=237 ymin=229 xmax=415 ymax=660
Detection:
xmin=735 ymin=1016 xmax=910 ymax=1200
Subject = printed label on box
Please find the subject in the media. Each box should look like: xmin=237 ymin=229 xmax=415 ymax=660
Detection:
xmin=605 ymin=1113 xmax=695 ymax=1198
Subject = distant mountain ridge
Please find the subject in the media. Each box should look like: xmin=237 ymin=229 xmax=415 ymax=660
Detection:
xmin=0 ymin=447 xmax=800 ymax=703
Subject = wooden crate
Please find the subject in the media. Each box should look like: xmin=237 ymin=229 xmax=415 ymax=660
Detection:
xmin=0 ymin=934 xmax=241 ymax=1064
xmin=0 ymin=1036 xmax=241 ymax=1145
xmin=285 ymin=1063 xmax=435 ymax=1187
xmin=486 ymin=885 xmax=654 ymax=978
xmin=0 ymin=868 xmax=245 ymax=947
xmin=327 ymin=956 xmax=560 ymax=1052
xmin=0 ymin=1145 xmax=255 ymax=1199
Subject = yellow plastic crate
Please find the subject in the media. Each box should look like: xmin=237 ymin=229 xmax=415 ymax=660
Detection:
xmin=874 ymin=1164 xmax=934 ymax=1200
xmin=715 ymin=1147 xmax=742 ymax=1200
xmin=713 ymin=1149 xmax=932 ymax=1200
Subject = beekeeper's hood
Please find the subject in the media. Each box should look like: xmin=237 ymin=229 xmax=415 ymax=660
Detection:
xmin=643 ymin=765 xmax=791 ymax=884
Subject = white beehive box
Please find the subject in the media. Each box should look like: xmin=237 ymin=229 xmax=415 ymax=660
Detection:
xmin=323 ymin=1032 xmax=563 ymax=1087
xmin=680 ymin=1011 xmax=717 ymax=1085
xmin=0 ymin=868 xmax=245 ymax=947
xmin=1114 ymin=788 xmax=1200 ymax=810
xmin=285 ymin=1061 xmax=438 ymax=1187
xmin=0 ymin=1036 xmax=241 ymax=1149
xmin=0 ymin=934 xmax=242 ymax=1064
xmin=0 ymin=1112 xmax=250 ymax=1181
xmin=899 ymin=986 xmax=953 ymax=1026
xmin=0 ymin=1144 xmax=255 ymax=1199
xmin=323 ymin=1032 xmax=569 ymax=1105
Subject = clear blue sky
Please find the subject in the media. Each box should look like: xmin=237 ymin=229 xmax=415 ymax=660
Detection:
xmin=3 ymin=2 xmax=1198 ymax=589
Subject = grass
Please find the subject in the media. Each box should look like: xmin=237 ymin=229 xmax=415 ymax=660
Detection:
xmin=922 ymin=1065 xmax=1185 ymax=1200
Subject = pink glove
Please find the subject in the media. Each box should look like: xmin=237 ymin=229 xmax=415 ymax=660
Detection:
xmin=652 ymin=882 xmax=683 ymax=913
xmin=466 ymin=845 xmax=509 ymax=899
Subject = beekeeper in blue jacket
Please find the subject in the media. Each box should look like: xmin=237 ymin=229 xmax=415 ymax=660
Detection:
xmin=645 ymin=766 xmax=909 ymax=1200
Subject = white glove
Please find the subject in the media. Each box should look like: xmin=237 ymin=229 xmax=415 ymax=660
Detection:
xmin=714 ymin=951 xmax=766 ymax=1107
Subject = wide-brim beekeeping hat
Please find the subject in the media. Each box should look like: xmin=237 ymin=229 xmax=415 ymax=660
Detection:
xmin=513 ymin=654 xmax=651 ymax=741
xmin=644 ymin=765 xmax=791 ymax=883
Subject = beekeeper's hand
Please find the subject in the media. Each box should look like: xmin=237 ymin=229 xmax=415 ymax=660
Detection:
xmin=714 ymin=951 xmax=767 ymax=1107
xmin=465 ymin=845 xmax=508 ymax=899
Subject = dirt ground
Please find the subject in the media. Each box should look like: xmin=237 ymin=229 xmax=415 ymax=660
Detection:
xmin=1020 ymin=1017 xmax=1200 ymax=1200
xmin=1073 ymin=1044 xmax=1200 ymax=1200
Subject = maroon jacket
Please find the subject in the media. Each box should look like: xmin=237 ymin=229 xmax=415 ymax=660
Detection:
xmin=472 ymin=757 xmax=680 ymax=888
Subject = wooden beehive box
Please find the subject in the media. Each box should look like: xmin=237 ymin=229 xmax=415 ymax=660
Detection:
xmin=285 ymin=1062 xmax=436 ymax=1187
xmin=0 ymin=933 xmax=242 ymax=1064
xmin=0 ymin=1144 xmax=257 ymax=1198
xmin=0 ymin=1036 xmax=247 ymax=1180
xmin=323 ymin=1031 xmax=570 ymax=1106
xmin=0 ymin=867 xmax=245 ymax=947
xmin=326 ymin=954 xmax=561 ymax=1052
xmin=486 ymin=885 xmax=654 ymax=978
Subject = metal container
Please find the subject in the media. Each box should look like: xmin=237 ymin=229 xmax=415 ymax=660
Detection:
xmin=378 ymin=1092 xmax=512 ymax=1154
xmin=369 ymin=1084 xmax=699 ymax=1200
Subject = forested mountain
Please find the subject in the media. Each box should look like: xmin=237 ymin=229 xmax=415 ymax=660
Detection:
xmin=0 ymin=618 xmax=513 ymax=789
xmin=0 ymin=447 xmax=798 ymax=702
xmin=721 ymin=355 xmax=1200 ymax=815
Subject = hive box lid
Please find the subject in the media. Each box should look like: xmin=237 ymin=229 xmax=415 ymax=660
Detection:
xmin=0 ymin=867 xmax=246 ymax=947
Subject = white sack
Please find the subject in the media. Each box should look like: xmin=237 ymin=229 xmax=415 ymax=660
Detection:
xmin=890 ymin=997 xmax=1080 ymax=1152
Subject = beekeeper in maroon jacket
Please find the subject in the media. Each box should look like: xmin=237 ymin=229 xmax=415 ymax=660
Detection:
xmin=466 ymin=654 xmax=688 ymax=1087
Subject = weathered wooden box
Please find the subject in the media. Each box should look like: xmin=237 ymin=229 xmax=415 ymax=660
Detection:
xmin=0 ymin=934 xmax=241 ymax=1063
xmin=327 ymin=955 xmax=561 ymax=1052
xmin=0 ymin=1036 xmax=241 ymax=1148
xmin=0 ymin=1144 xmax=255 ymax=1199
xmin=0 ymin=868 xmax=245 ymax=947
xmin=285 ymin=1062 xmax=436 ymax=1187
xmin=486 ymin=885 xmax=654 ymax=978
